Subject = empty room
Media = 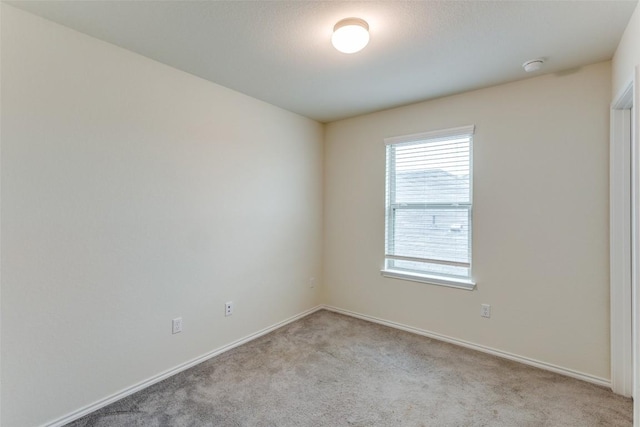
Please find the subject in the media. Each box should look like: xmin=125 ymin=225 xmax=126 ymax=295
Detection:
xmin=2 ymin=1 xmax=640 ymax=426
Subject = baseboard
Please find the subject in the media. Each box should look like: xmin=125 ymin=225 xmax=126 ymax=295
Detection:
xmin=42 ymin=305 xmax=324 ymax=427
xmin=321 ymin=304 xmax=611 ymax=389
xmin=43 ymin=303 xmax=611 ymax=426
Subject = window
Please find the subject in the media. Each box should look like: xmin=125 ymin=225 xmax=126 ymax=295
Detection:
xmin=382 ymin=125 xmax=475 ymax=290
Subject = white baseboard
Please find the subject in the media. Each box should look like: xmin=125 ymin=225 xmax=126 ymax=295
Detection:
xmin=321 ymin=305 xmax=611 ymax=389
xmin=43 ymin=303 xmax=611 ymax=426
xmin=42 ymin=305 xmax=324 ymax=427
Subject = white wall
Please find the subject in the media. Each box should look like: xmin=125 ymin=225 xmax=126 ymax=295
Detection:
xmin=0 ymin=5 xmax=323 ymax=427
xmin=324 ymin=61 xmax=612 ymax=380
xmin=612 ymin=1 xmax=640 ymax=98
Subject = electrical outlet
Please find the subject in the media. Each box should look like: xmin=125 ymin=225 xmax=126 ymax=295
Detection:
xmin=309 ymin=277 xmax=316 ymax=289
xmin=481 ymin=304 xmax=491 ymax=318
xmin=225 ymin=301 xmax=234 ymax=317
xmin=172 ymin=317 xmax=182 ymax=334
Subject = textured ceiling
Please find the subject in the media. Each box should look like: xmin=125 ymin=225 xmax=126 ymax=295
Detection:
xmin=7 ymin=0 xmax=638 ymax=123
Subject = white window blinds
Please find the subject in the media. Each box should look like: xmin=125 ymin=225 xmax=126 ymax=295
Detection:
xmin=384 ymin=125 xmax=474 ymax=282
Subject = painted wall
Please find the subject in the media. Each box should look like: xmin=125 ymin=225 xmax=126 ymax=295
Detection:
xmin=0 ymin=5 xmax=323 ymax=427
xmin=324 ymin=61 xmax=612 ymax=380
xmin=612 ymin=1 xmax=639 ymax=98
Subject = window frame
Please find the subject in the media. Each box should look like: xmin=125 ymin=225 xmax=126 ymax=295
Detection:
xmin=381 ymin=125 xmax=476 ymax=291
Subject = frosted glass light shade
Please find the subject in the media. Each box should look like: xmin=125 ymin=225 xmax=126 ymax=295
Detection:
xmin=332 ymin=18 xmax=370 ymax=54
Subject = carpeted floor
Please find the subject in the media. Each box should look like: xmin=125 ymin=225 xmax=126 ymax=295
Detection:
xmin=67 ymin=310 xmax=632 ymax=426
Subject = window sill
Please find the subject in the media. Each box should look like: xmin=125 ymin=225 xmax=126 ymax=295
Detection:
xmin=380 ymin=269 xmax=476 ymax=291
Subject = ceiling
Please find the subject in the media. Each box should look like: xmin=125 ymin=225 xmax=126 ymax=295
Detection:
xmin=7 ymin=0 xmax=638 ymax=123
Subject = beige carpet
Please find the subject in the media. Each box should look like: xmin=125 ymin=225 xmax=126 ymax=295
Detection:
xmin=67 ymin=310 xmax=632 ymax=426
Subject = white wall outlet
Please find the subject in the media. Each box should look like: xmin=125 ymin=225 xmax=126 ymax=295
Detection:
xmin=481 ymin=304 xmax=491 ymax=318
xmin=225 ymin=301 xmax=234 ymax=317
xmin=309 ymin=277 xmax=316 ymax=288
xmin=172 ymin=317 xmax=183 ymax=334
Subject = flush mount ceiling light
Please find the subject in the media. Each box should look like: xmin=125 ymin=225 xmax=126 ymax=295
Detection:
xmin=331 ymin=18 xmax=370 ymax=54
xmin=523 ymin=59 xmax=544 ymax=73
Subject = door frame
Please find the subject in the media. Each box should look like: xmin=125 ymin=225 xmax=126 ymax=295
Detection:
xmin=610 ymin=76 xmax=635 ymax=398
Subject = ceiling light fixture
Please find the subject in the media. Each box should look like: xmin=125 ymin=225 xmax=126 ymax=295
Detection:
xmin=331 ymin=18 xmax=370 ymax=54
xmin=522 ymin=59 xmax=544 ymax=73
